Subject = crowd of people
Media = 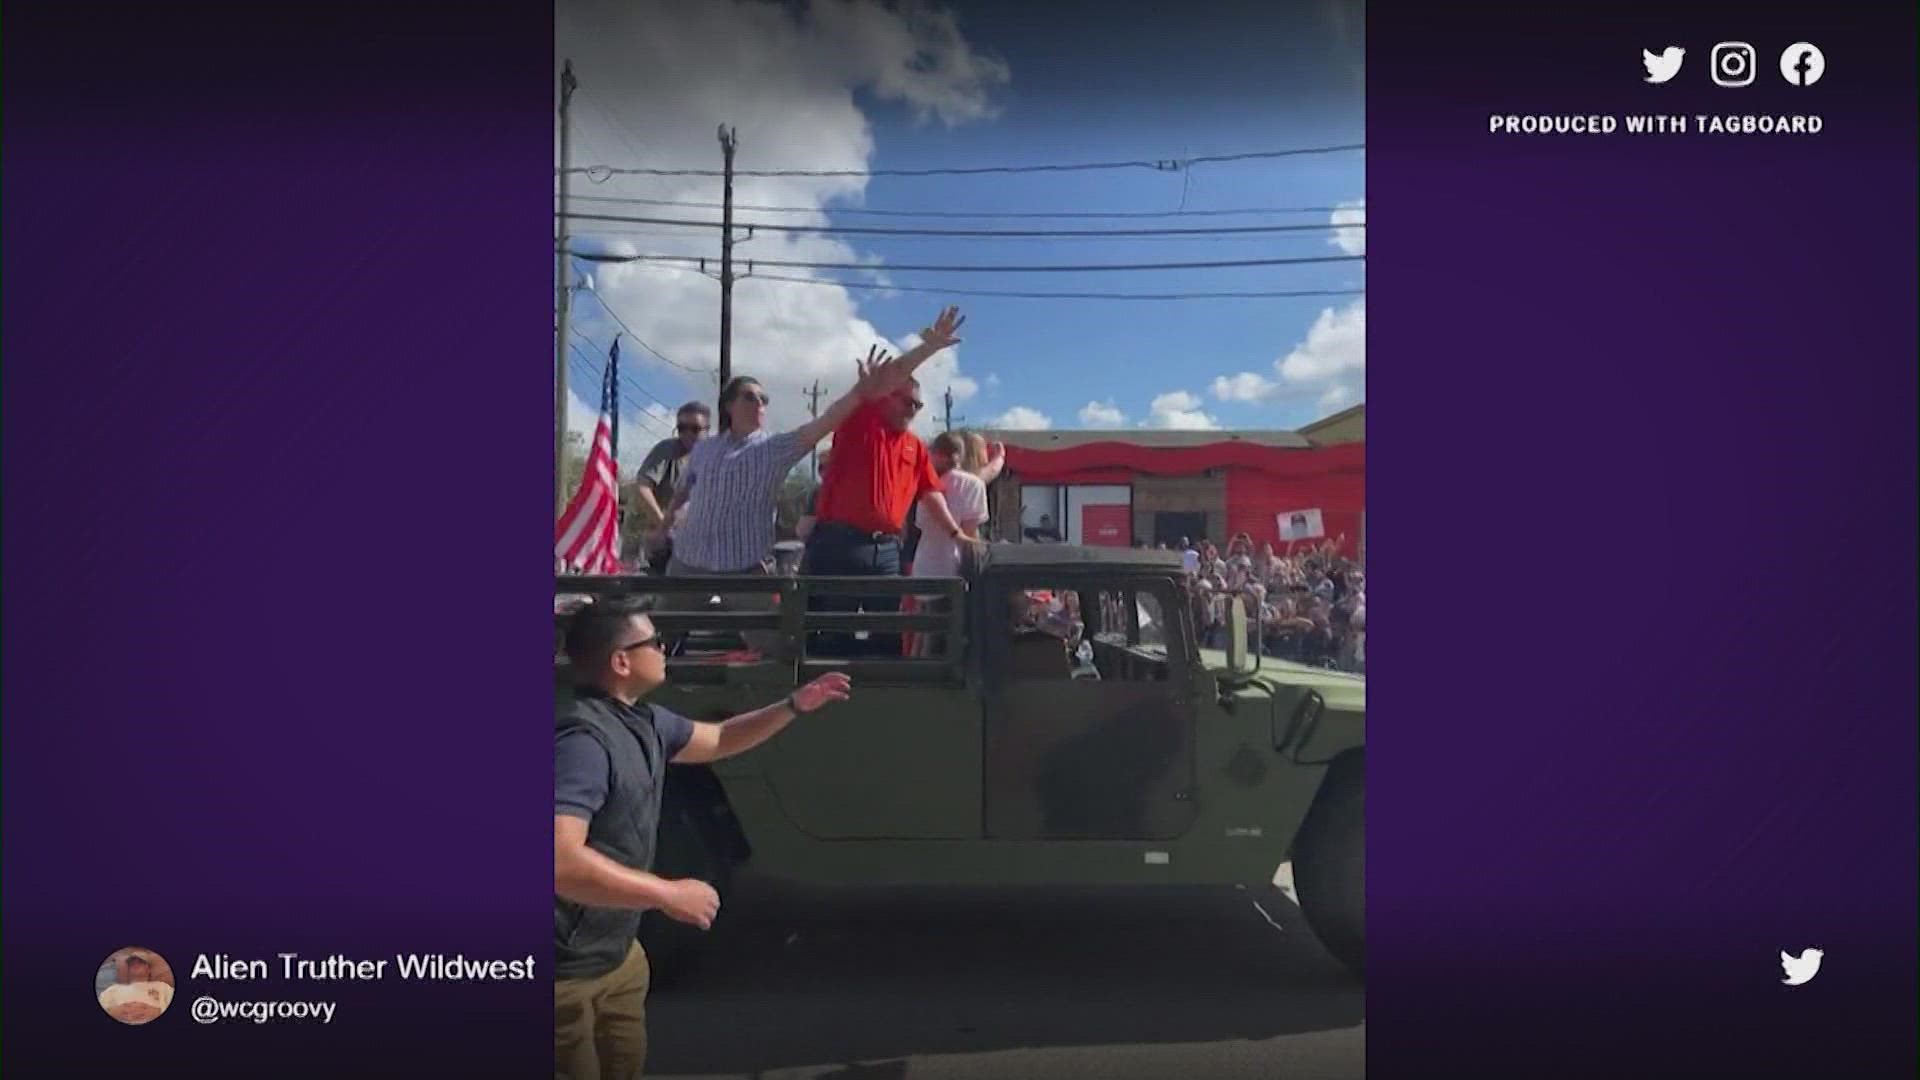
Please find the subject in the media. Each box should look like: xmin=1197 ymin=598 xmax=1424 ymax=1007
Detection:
xmin=1175 ymin=533 xmax=1365 ymax=673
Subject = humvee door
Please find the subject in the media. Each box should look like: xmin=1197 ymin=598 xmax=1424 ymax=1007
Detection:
xmin=980 ymin=577 xmax=1198 ymax=841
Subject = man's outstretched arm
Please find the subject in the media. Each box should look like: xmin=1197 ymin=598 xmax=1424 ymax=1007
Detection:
xmin=672 ymin=673 xmax=852 ymax=764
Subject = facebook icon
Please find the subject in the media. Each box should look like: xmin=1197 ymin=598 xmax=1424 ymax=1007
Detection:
xmin=1779 ymin=42 xmax=1826 ymax=86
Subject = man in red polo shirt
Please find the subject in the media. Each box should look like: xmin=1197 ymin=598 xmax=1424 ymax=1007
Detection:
xmin=804 ymin=307 xmax=976 ymax=656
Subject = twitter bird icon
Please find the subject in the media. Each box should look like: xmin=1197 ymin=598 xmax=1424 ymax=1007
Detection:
xmin=1781 ymin=948 xmax=1824 ymax=986
xmin=1643 ymin=46 xmax=1685 ymax=84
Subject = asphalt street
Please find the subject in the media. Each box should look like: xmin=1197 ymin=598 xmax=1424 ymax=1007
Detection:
xmin=648 ymin=864 xmax=1364 ymax=1080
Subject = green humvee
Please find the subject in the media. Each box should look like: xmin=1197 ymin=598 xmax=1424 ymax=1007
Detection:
xmin=555 ymin=544 xmax=1363 ymax=976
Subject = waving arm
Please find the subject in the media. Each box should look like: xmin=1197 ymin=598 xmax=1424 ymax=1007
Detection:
xmin=791 ymin=307 xmax=967 ymax=449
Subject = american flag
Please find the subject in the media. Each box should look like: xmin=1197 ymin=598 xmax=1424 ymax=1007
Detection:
xmin=555 ymin=338 xmax=623 ymax=574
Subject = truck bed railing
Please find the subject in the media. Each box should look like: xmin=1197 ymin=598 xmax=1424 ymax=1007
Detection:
xmin=555 ymin=574 xmax=970 ymax=683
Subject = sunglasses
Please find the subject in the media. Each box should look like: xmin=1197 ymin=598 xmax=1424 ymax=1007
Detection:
xmin=737 ymin=391 xmax=771 ymax=406
xmin=617 ymin=635 xmax=665 ymax=654
xmin=676 ymin=423 xmax=707 ymax=434
xmin=899 ymin=396 xmax=926 ymax=412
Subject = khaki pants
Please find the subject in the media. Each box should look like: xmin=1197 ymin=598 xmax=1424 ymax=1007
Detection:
xmin=555 ymin=943 xmax=651 ymax=1080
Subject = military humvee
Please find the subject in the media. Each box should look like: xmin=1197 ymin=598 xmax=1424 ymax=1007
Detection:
xmin=554 ymin=545 xmax=1363 ymax=976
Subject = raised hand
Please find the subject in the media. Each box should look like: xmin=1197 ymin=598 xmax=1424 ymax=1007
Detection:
xmin=792 ymin=672 xmax=852 ymax=713
xmin=854 ymin=344 xmax=893 ymax=383
xmin=854 ymin=345 xmax=909 ymax=400
xmin=919 ymin=305 xmax=965 ymax=352
xmin=851 ymin=306 xmax=966 ymax=401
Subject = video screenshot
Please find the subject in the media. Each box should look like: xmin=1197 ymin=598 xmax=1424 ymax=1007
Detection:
xmin=3 ymin=1 xmax=1913 ymax=1078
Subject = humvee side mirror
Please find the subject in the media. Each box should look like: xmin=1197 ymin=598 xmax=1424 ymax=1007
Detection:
xmin=1227 ymin=598 xmax=1249 ymax=673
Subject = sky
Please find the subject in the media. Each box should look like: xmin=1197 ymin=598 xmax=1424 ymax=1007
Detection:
xmin=555 ymin=0 xmax=1363 ymax=468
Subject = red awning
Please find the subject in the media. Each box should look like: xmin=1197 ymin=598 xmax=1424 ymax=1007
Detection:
xmin=1005 ymin=439 xmax=1363 ymax=480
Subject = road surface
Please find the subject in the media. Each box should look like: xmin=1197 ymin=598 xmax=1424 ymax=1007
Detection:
xmin=648 ymin=864 xmax=1363 ymax=1080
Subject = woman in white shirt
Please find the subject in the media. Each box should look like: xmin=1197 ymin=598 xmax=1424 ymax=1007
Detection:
xmin=909 ymin=431 xmax=1004 ymax=655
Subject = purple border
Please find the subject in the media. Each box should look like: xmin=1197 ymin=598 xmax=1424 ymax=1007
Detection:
xmin=1370 ymin=1 xmax=1917 ymax=1076
xmin=3 ymin=2 xmax=552 ymax=1074
xmin=3 ymin=1 xmax=1913 ymax=1077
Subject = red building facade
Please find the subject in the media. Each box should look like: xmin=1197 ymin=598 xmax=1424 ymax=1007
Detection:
xmin=990 ymin=433 xmax=1366 ymax=561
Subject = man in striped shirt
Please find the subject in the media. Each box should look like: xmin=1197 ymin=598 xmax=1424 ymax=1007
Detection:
xmin=664 ymin=307 xmax=971 ymax=656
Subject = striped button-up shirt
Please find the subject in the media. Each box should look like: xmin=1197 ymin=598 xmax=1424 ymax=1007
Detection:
xmin=672 ymin=429 xmax=809 ymax=572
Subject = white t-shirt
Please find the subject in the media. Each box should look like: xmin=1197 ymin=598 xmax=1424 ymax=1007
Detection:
xmin=100 ymin=981 xmax=173 ymax=1010
xmin=911 ymin=470 xmax=988 ymax=578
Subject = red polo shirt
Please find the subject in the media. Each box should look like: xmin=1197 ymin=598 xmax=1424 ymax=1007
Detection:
xmin=815 ymin=401 xmax=939 ymax=534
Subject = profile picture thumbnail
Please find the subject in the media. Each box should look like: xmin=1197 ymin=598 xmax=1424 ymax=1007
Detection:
xmin=97 ymin=948 xmax=175 ymax=1025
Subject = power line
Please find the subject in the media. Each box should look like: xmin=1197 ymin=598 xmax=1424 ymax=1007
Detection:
xmin=571 ymin=281 xmax=714 ymax=376
xmin=732 ymin=270 xmax=1366 ymax=302
xmin=580 ymin=347 xmax=681 ymax=423
xmin=569 ymin=224 xmax=1340 ymax=244
xmin=571 ymin=250 xmax=1364 ymax=274
xmin=558 ymin=210 xmax=1361 ymax=238
xmin=564 ymin=350 xmax=670 ymax=445
xmin=561 ymin=142 xmax=1363 ymax=179
xmin=574 ymin=88 xmax=649 ymax=166
xmin=562 ymin=193 xmax=1355 ymax=219
xmin=567 ymin=335 xmax=683 ymax=429
xmin=565 ymin=343 xmax=670 ymax=436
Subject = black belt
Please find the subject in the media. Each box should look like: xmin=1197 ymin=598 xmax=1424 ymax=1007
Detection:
xmin=814 ymin=521 xmax=901 ymax=544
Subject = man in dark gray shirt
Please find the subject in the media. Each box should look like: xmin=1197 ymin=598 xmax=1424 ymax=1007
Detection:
xmin=555 ymin=596 xmax=851 ymax=1079
xmin=632 ymin=402 xmax=711 ymax=575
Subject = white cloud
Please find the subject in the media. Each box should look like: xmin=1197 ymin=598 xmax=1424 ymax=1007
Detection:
xmin=638 ymin=401 xmax=674 ymax=429
xmin=806 ymin=0 xmax=1011 ymax=124
xmin=1078 ymin=399 xmax=1126 ymax=427
xmin=1278 ymin=297 xmax=1365 ymax=383
xmin=985 ymin=373 xmax=1001 ymax=389
xmin=1210 ymin=372 xmax=1280 ymax=403
xmin=1330 ymin=198 xmax=1365 ymax=257
xmin=1143 ymin=390 xmax=1220 ymax=430
xmin=555 ymin=0 xmax=1007 ymax=445
xmin=1204 ymin=296 xmax=1366 ymax=421
xmin=1196 ymin=226 xmax=1368 ymax=423
xmin=991 ymin=406 xmax=1053 ymax=430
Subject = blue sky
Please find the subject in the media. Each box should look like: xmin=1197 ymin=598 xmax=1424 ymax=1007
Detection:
xmin=557 ymin=0 xmax=1363 ymax=458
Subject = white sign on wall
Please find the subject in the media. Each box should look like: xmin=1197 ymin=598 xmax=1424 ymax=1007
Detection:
xmin=1277 ymin=508 xmax=1325 ymax=541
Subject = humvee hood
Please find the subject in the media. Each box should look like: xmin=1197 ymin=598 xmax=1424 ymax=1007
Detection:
xmin=1196 ymin=648 xmax=1365 ymax=711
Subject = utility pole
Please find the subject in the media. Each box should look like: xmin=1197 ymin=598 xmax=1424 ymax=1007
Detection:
xmin=805 ymin=380 xmax=825 ymax=478
xmin=554 ymin=60 xmax=577 ymax=521
xmin=943 ymin=387 xmax=963 ymax=432
xmin=717 ymin=125 xmax=738 ymax=401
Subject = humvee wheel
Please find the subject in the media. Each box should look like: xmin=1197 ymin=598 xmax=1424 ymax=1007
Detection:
xmin=1292 ymin=750 xmax=1364 ymax=977
xmin=637 ymin=789 xmax=732 ymax=986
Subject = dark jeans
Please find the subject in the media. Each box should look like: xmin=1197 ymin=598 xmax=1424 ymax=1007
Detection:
xmin=802 ymin=524 xmax=902 ymax=657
